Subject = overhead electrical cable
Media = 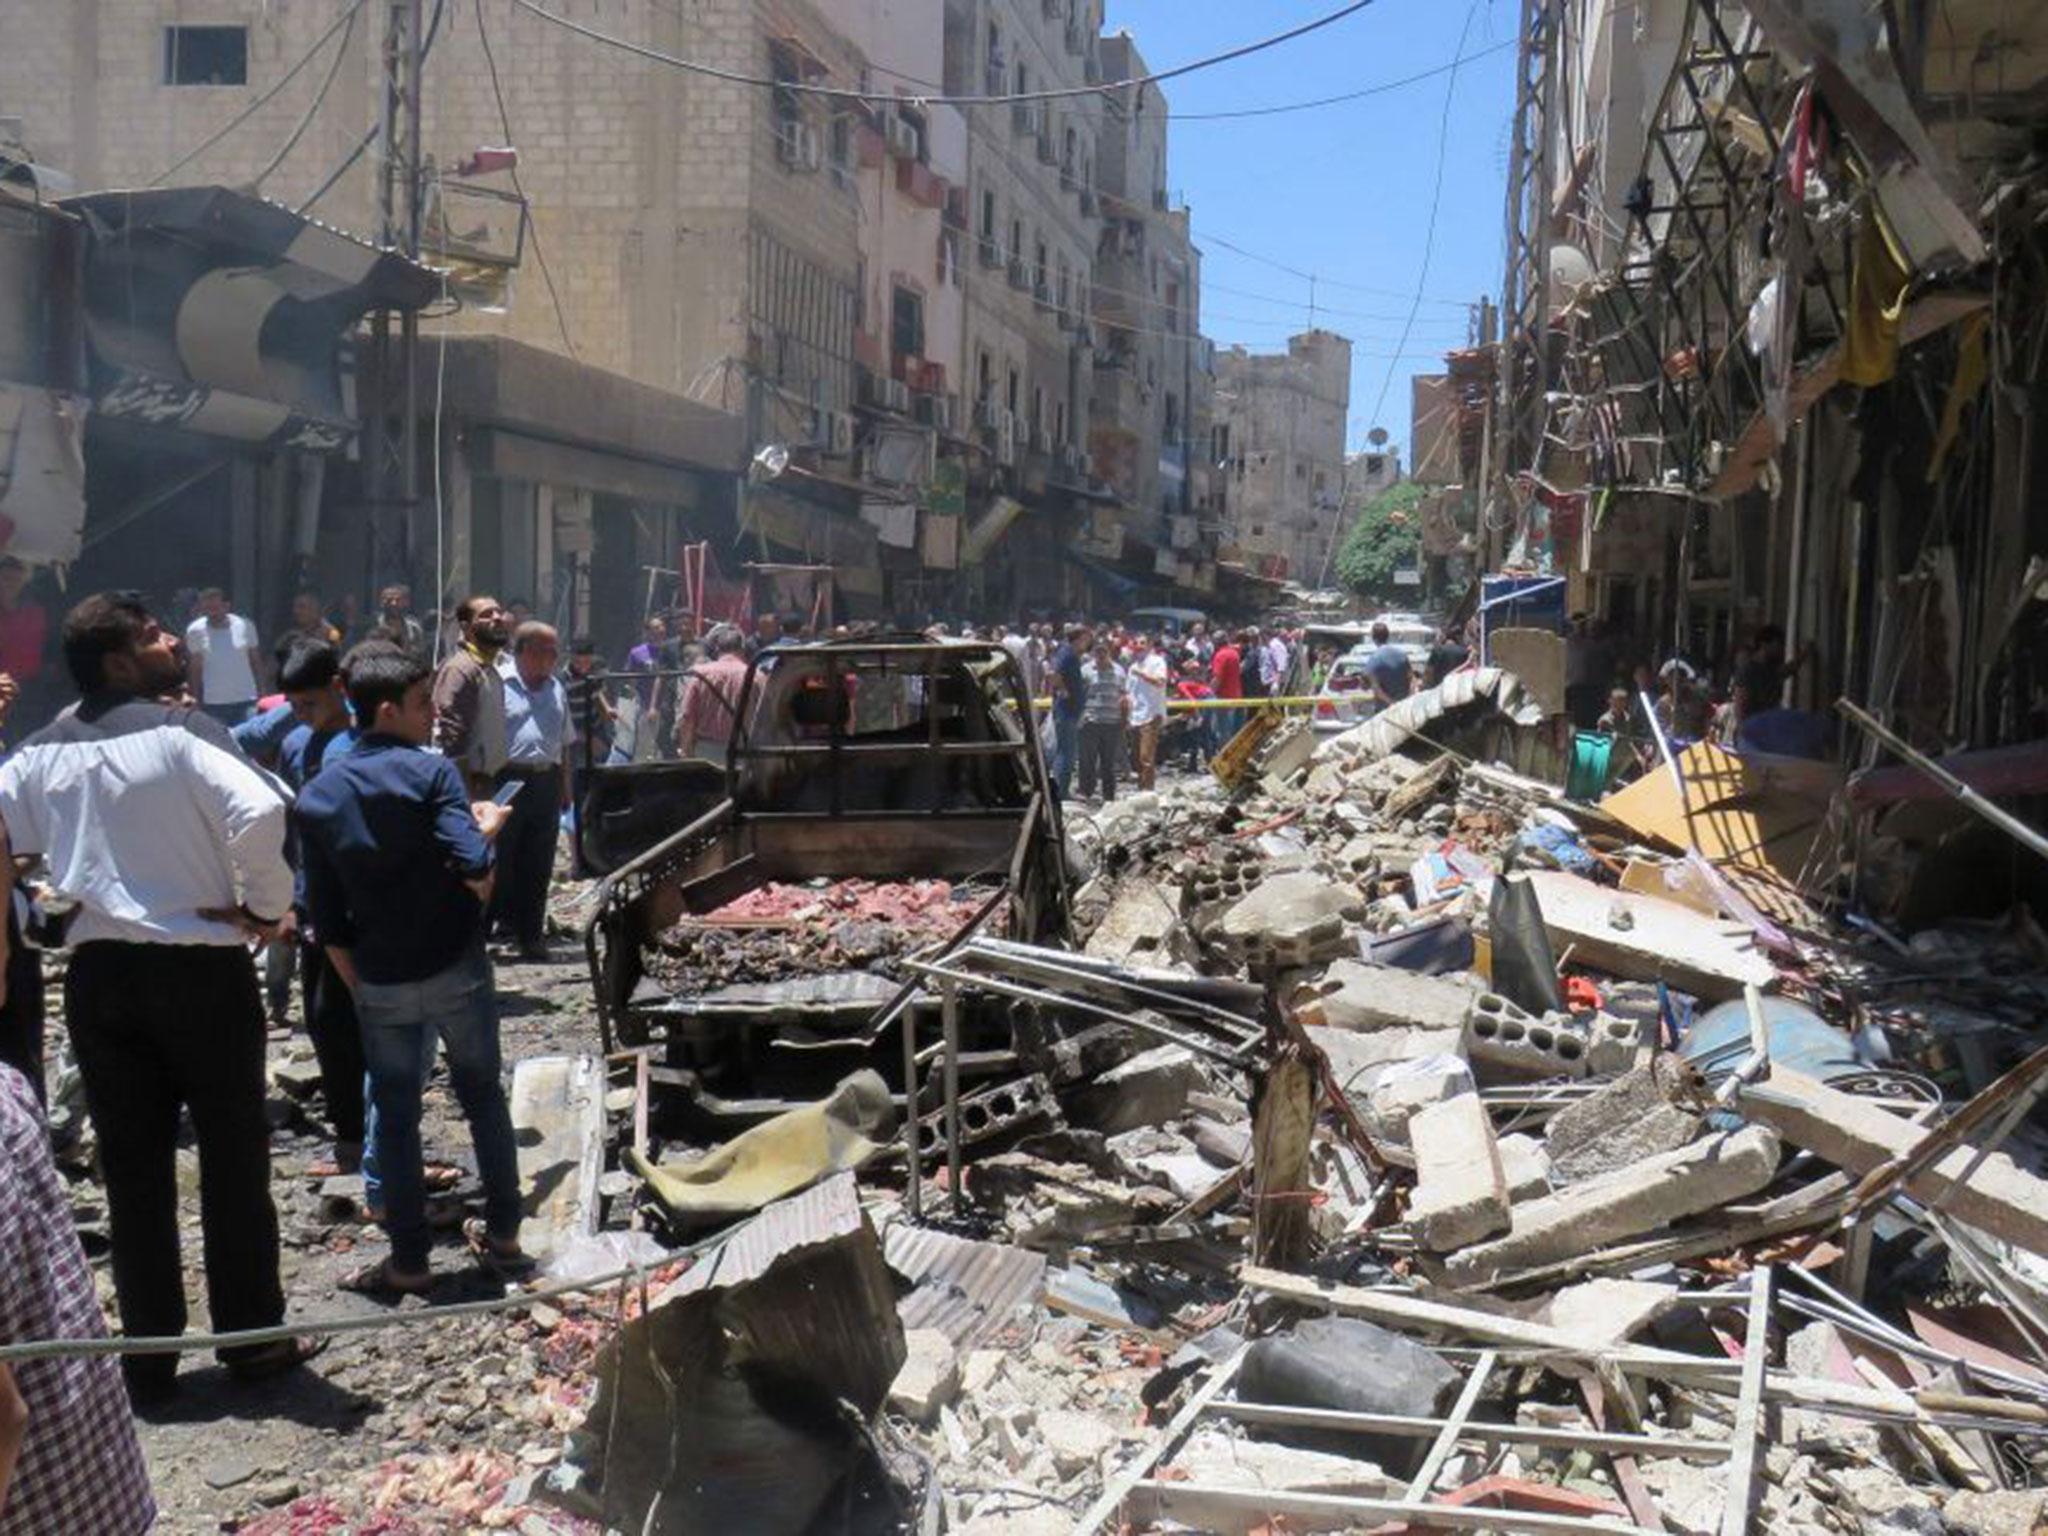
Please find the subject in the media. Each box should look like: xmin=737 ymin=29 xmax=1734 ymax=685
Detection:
xmin=1172 ymin=38 xmax=1514 ymax=121
xmin=148 ymin=0 xmax=369 ymax=187
xmin=252 ymin=2 xmax=361 ymax=190
xmin=297 ymin=0 xmax=447 ymax=216
xmin=475 ymin=0 xmax=578 ymax=359
xmin=1363 ymin=2 xmax=1482 ymax=434
xmin=511 ymin=0 xmax=1379 ymax=105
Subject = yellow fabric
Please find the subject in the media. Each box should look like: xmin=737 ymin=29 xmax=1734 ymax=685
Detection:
xmin=1841 ymin=206 xmax=1912 ymax=388
xmin=1926 ymin=311 xmax=1990 ymax=482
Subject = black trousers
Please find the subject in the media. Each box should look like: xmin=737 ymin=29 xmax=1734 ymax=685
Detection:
xmin=0 ymin=903 xmax=45 ymax=1106
xmin=65 ymin=942 xmax=284 ymax=1389
xmin=489 ymin=764 xmax=563 ymax=948
xmin=1078 ymin=720 xmax=1122 ymax=802
xmin=300 ymin=937 xmax=364 ymax=1145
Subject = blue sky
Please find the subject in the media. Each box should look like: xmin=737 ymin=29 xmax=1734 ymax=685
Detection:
xmin=1103 ymin=0 xmax=1516 ymax=458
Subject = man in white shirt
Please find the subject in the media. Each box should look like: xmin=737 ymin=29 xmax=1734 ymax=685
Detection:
xmin=1127 ymin=634 xmax=1170 ymax=791
xmin=0 ymin=593 xmax=311 ymax=1403
xmin=183 ymin=586 xmax=263 ymax=727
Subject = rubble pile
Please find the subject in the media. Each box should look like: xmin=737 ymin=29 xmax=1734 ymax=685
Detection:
xmin=158 ymin=682 xmax=2048 ymax=1532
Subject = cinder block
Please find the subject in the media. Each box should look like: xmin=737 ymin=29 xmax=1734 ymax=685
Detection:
xmin=1464 ymin=993 xmax=1590 ymax=1080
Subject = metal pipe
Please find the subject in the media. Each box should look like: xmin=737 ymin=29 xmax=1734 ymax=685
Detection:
xmin=1839 ymin=699 xmax=2048 ymax=864
xmin=941 ymin=978 xmax=962 ymax=1215
xmin=901 ymin=1003 xmax=922 ymax=1222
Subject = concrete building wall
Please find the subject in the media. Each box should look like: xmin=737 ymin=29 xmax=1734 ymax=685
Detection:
xmin=1215 ymin=329 xmax=1352 ymax=583
xmin=0 ymin=0 xmax=864 ymax=421
xmin=1089 ymin=31 xmax=1208 ymax=585
xmin=945 ymin=0 xmax=1100 ymax=461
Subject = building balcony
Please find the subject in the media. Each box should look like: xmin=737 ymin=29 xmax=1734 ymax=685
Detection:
xmin=894 ymin=157 xmax=948 ymax=210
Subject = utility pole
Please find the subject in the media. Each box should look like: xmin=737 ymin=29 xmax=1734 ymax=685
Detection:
xmin=1495 ymin=0 xmax=1558 ymax=568
xmin=364 ymin=0 xmax=425 ymax=600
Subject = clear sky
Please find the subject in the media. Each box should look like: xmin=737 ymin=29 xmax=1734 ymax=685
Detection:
xmin=1103 ymin=0 xmax=1517 ymax=459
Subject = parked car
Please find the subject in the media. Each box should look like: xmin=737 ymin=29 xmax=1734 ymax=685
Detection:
xmin=1311 ymin=647 xmax=1380 ymax=732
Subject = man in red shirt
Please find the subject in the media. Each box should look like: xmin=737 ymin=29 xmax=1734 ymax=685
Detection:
xmin=1209 ymin=632 xmax=1243 ymax=745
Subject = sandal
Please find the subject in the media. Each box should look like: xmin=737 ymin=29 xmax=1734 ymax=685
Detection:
xmin=227 ymin=1335 xmax=330 ymax=1382
xmin=463 ymin=1218 xmax=537 ymax=1279
xmin=339 ymin=1258 xmax=434 ymax=1300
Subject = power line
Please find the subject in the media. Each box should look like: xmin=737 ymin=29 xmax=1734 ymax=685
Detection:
xmin=1196 ymin=228 xmax=1475 ymax=308
xmin=475 ymin=0 xmax=578 ymax=361
xmin=511 ymin=0 xmax=1379 ymax=106
xmin=252 ymin=2 xmax=360 ymax=191
xmin=1363 ymin=1 xmax=1482 ymax=436
xmin=1172 ymin=38 xmax=1515 ymax=121
xmin=297 ymin=0 xmax=448 ymax=217
xmin=147 ymin=0 xmax=368 ymax=187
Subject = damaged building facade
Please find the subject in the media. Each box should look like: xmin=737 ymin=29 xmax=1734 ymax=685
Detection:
xmin=0 ymin=0 xmax=1230 ymax=651
xmin=1485 ymin=0 xmax=2048 ymax=775
xmin=1214 ymin=327 xmax=1353 ymax=586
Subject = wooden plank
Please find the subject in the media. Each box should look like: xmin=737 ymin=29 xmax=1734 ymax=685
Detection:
xmin=1073 ymin=1344 xmax=1249 ymax=1536
xmin=1718 ymin=1265 xmax=1772 ymax=1536
xmin=509 ymin=1053 xmax=606 ymax=1260
xmin=1407 ymin=1350 xmax=1498 ymax=1500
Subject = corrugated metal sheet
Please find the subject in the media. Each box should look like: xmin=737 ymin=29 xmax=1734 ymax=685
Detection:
xmin=664 ymin=1170 xmax=868 ymax=1300
xmin=882 ymin=1219 xmax=1047 ymax=1348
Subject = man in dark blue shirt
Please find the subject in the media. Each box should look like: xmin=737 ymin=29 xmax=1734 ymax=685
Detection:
xmin=1048 ymin=624 xmax=1091 ymax=798
xmin=298 ymin=643 xmax=527 ymax=1297
xmin=265 ymin=640 xmax=363 ymax=1182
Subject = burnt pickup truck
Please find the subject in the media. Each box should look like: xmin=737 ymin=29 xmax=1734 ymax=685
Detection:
xmin=583 ymin=636 xmax=1073 ymax=1131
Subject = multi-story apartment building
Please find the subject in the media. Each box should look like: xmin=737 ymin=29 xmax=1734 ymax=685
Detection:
xmin=1088 ymin=32 xmax=1214 ymax=597
xmin=1214 ymin=329 xmax=1352 ymax=585
xmin=940 ymin=0 xmax=1103 ymax=611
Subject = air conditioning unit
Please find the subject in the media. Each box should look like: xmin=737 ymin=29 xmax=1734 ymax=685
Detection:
xmin=827 ymin=411 xmax=856 ymax=454
xmin=1032 ymin=424 xmax=1053 ymax=455
xmin=995 ymin=409 xmax=1018 ymax=465
xmin=977 ymin=397 xmax=1003 ymax=431
xmin=881 ymin=378 xmax=912 ymax=413
xmin=978 ymin=236 xmax=1004 ymax=268
xmin=1007 ymin=256 xmax=1030 ymax=290
xmin=931 ymin=394 xmax=957 ymax=432
xmin=1032 ymin=278 xmax=1052 ymax=308
xmin=884 ymin=113 xmax=919 ymax=160
xmin=1061 ymin=444 xmax=1086 ymax=476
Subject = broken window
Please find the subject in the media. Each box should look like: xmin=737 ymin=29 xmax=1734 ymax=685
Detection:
xmin=164 ymin=25 xmax=246 ymax=85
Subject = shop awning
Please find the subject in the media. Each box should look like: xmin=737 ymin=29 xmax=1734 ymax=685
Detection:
xmin=61 ymin=186 xmax=437 ymax=451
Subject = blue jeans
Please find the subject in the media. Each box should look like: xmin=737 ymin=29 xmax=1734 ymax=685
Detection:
xmin=355 ymin=943 xmax=521 ymax=1271
xmin=1051 ymin=710 xmax=1080 ymax=796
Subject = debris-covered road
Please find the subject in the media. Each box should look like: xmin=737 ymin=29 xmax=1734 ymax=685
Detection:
xmin=39 ymin=675 xmax=2048 ymax=1534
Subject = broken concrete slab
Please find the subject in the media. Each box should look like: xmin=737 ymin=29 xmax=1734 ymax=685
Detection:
xmin=1495 ymin=1133 xmax=1552 ymax=1201
xmin=1739 ymin=1065 xmax=2048 ymax=1259
xmin=1544 ymin=1059 xmax=1704 ymax=1184
xmin=509 ymin=1054 xmax=606 ymax=1259
xmin=1212 ymin=871 xmax=1367 ymax=970
xmin=1442 ymin=1127 xmax=1782 ymax=1285
xmin=1356 ymin=1055 xmax=1473 ymax=1166
xmin=1408 ymin=1093 xmax=1511 ymax=1253
xmin=1381 ymin=753 xmax=1460 ymax=824
xmin=1523 ymin=868 xmax=1777 ymax=1002
xmin=1292 ymin=959 xmax=1478 ymax=1035
xmin=1532 ymin=1278 xmax=1678 ymax=1346
xmin=1084 ymin=878 xmax=1181 ymax=963
xmin=1064 ymin=1044 xmax=1203 ymax=1135
xmin=1036 ymin=1407 xmax=1132 ymax=1475
xmin=888 ymin=1328 xmax=961 ymax=1424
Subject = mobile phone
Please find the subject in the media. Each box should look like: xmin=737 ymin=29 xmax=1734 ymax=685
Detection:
xmin=492 ymin=780 xmax=525 ymax=806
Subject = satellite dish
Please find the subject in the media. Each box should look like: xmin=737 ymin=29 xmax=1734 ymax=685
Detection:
xmin=1367 ymin=427 xmax=1389 ymax=448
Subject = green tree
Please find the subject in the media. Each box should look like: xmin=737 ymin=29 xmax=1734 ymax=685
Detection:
xmin=1334 ymin=481 xmax=1426 ymax=598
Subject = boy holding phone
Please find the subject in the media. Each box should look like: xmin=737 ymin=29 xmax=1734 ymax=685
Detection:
xmin=297 ymin=642 xmax=531 ymax=1297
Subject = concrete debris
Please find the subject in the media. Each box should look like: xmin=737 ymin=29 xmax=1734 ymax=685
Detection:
xmin=1356 ymin=1053 xmax=1474 ymax=1166
xmin=1407 ymin=1092 xmax=1511 ymax=1252
xmin=1495 ymin=1132 xmax=1554 ymax=1201
xmin=1443 ymin=1127 xmax=1781 ymax=1285
xmin=1063 ymin=1044 xmax=1204 ymax=1134
xmin=1543 ymin=1058 xmax=1705 ymax=1183
xmin=1291 ymin=958 xmax=1479 ymax=1034
xmin=889 ymin=1328 xmax=962 ymax=1424
xmin=1464 ymin=991 xmax=1592 ymax=1080
xmin=1211 ymin=870 xmax=1368 ymax=970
